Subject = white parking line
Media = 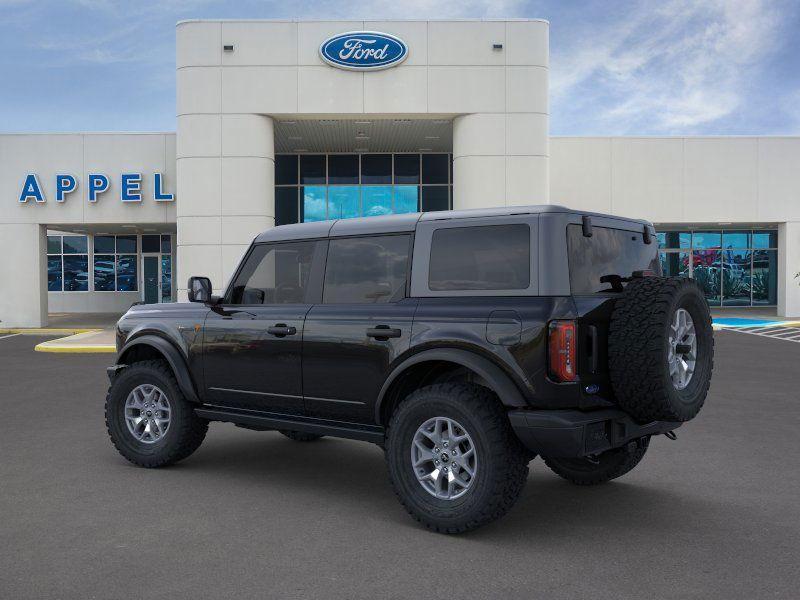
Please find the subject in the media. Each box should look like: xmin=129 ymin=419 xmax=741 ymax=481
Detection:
xmin=0 ymin=333 xmax=21 ymax=341
xmin=723 ymin=327 xmax=800 ymax=343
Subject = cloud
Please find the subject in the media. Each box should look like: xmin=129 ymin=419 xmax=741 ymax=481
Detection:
xmin=551 ymin=0 xmax=793 ymax=134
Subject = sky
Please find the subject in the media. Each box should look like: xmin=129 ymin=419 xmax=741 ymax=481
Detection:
xmin=0 ymin=0 xmax=798 ymax=135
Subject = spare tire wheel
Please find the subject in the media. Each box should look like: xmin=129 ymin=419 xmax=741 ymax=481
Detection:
xmin=608 ymin=276 xmax=714 ymax=423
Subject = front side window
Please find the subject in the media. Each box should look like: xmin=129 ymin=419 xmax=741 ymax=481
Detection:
xmin=47 ymin=234 xmax=88 ymax=292
xmin=567 ymin=225 xmax=660 ymax=295
xmin=229 ymin=242 xmax=316 ymax=305
xmin=428 ymin=225 xmax=530 ymax=291
xmin=324 ymin=235 xmax=410 ymax=303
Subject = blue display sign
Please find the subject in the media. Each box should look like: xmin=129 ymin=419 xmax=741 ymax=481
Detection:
xmin=319 ymin=31 xmax=408 ymax=71
xmin=18 ymin=173 xmax=174 ymax=204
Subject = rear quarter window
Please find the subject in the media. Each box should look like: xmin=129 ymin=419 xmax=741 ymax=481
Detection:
xmin=428 ymin=224 xmax=530 ymax=291
xmin=567 ymin=224 xmax=660 ymax=294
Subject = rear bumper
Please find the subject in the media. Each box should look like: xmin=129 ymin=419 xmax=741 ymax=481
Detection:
xmin=508 ymin=408 xmax=681 ymax=458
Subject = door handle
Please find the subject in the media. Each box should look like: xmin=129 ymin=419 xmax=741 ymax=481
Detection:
xmin=268 ymin=324 xmax=297 ymax=337
xmin=366 ymin=326 xmax=402 ymax=340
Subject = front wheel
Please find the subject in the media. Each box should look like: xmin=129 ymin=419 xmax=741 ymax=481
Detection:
xmin=386 ymin=383 xmax=529 ymax=534
xmin=543 ymin=436 xmax=650 ymax=486
xmin=105 ymin=360 xmax=208 ymax=468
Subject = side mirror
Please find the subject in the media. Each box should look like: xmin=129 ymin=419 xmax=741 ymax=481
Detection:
xmin=188 ymin=276 xmax=212 ymax=303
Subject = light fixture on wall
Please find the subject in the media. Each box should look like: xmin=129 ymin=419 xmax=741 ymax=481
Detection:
xmin=223 ymin=44 xmax=235 ymax=52
xmin=492 ymin=43 xmax=503 ymax=50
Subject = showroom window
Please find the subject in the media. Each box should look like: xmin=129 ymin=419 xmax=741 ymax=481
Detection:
xmin=657 ymin=229 xmax=778 ymax=307
xmin=47 ymin=235 xmax=89 ymax=292
xmin=274 ymin=153 xmax=453 ymax=225
xmin=93 ymin=235 xmax=138 ymax=292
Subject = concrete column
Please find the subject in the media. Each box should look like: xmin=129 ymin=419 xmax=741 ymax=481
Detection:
xmin=452 ymin=112 xmax=549 ymax=210
xmin=778 ymin=221 xmax=800 ymax=318
xmin=0 ymin=224 xmax=47 ymax=327
xmin=176 ymin=114 xmax=275 ymax=300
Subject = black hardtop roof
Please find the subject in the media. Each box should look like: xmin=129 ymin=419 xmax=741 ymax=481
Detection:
xmin=253 ymin=204 xmax=652 ymax=243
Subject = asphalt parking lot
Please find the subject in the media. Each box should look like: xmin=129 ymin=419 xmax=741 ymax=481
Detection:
xmin=1 ymin=331 xmax=799 ymax=599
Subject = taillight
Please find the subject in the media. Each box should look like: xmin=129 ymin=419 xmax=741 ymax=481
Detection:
xmin=548 ymin=320 xmax=577 ymax=382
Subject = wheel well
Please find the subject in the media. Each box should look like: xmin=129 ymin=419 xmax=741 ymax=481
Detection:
xmin=120 ymin=344 xmax=167 ymax=365
xmin=378 ymin=360 xmax=495 ymax=426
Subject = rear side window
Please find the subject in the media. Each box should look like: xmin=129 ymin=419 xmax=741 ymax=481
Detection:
xmin=324 ymin=235 xmax=410 ymax=303
xmin=229 ymin=241 xmax=316 ymax=304
xmin=567 ymin=224 xmax=660 ymax=294
xmin=428 ymin=224 xmax=530 ymax=291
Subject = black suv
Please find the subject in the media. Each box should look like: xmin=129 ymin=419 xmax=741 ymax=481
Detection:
xmin=105 ymin=205 xmax=714 ymax=533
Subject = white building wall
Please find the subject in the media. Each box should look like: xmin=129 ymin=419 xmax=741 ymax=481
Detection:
xmin=0 ymin=133 xmax=176 ymax=326
xmin=550 ymin=136 xmax=800 ymax=315
xmin=176 ymin=19 xmax=550 ymax=298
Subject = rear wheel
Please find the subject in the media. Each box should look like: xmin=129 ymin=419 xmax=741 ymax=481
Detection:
xmin=386 ymin=383 xmax=529 ymax=534
xmin=543 ymin=436 xmax=650 ymax=485
xmin=279 ymin=430 xmax=324 ymax=442
xmin=105 ymin=360 xmax=208 ymax=468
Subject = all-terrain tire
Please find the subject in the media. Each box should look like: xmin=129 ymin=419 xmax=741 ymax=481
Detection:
xmin=105 ymin=360 xmax=208 ymax=468
xmin=609 ymin=276 xmax=714 ymax=423
xmin=386 ymin=383 xmax=529 ymax=534
xmin=543 ymin=436 xmax=650 ymax=485
xmin=279 ymin=430 xmax=324 ymax=442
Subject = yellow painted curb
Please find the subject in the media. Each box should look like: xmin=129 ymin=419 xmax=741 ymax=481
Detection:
xmin=34 ymin=343 xmax=116 ymax=354
xmin=0 ymin=328 xmax=100 ymax=335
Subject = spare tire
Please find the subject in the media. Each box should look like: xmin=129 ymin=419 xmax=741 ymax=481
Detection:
xmin=608 ymin=276 xmax=714 ymax=423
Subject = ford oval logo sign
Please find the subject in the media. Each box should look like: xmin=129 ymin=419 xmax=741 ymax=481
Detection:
xmin=319 ymin=31 xmax=408 ymax=71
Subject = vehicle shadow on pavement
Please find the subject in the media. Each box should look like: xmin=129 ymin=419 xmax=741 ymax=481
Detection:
xmin=110 ymin=424 xmax=784 ymax=548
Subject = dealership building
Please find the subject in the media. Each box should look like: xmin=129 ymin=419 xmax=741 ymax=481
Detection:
xmin=1 ymin=18 xmax=799 ymax=328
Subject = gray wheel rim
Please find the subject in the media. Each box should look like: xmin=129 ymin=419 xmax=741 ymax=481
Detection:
xmin=668 ymin=308 xmax=697 ymax=390
xmin=411 ymin=416 xmax=477 ymax=500
xmin=125 ymin=384 xmax=171 ymax=444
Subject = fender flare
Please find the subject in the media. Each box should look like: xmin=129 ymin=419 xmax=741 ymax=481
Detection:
xmin=117 ymin=334 xmax=200 ymax=403
xmin=374 ymin=348 xmax=528 ymax=423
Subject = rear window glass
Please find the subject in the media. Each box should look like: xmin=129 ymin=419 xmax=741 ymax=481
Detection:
xmin=567 ymin=224 xmax=660 ymax=294
xmin=428 ymin=224 xmax=530 ymax=291
xmin=324 ymin=235 xmax=410 ymax=303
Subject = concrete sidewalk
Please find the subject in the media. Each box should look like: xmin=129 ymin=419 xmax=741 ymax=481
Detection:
xmin=33 ymin=329 xmax=116 ymax=353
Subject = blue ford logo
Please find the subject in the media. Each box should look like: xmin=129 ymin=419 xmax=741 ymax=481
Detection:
xmin=319 ymin=31 xmax=408 ymax=71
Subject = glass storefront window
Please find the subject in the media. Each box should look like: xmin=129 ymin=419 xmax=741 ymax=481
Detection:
xmin=361 ymin=154 xmax=392 ymax=184
xmin=692 ymin=250 xmax=722 ymax=306
xmin=362 ymin=186 xmax=393 ymax=216
xmin=752 ymin=230 xmax=778 ymax=249
xmin=47 ymin=235 xmax=62 ymax=254
xmin=94 ymin=235 xmax=115 ymax=253
xmin=753 ymin=250 xmax=778 ymax=305
xmin=692 ymin=231 xmax=721 ymax=249
xmin=721 ymin=249 xmax=752 ymax=306
xmin=394 ymin=154 xmax=420 ymax=184
xmin=161 ymin=235 xmax=172 ymax=254
xmin=328 ymin=186 xmax=360 ymax=219
xmin=300 ymin=155 xmax=325 ymax=184
xmin=275 ymin=154 xmax=298 ymax=185
xmin=276 ymin=153 xmax=452 ymax=225
xmin=394 ymin=186 xmax=419 ymax=214
xmin=161 ymin=255 xmax=172 ymax=302
xmin=116 ymin=235 xmax=137 ymax=254
xmin=93 ymin=255 xmax=115 ymax=291
xmin=276 ymin=187 xmax=299 ymax=225
xmin=47 ymin=256 xmax=62 ymax=291
xmin=422 ymin=154 xmax=449 ymax=184
xmin=328 ymin=155 xmax=358 ymax=184
xmin=722 ymin=231 xmax=750 ymax=249
xmin=116 ymin=255 xmax=137 ymax=291
xmin=657 ymin=228 xmax=778 ymax=307
xmin=63 ymin=255 xmax=89 ymax=291
xmin=302 ymin=186 xmax=326 ymax=222
xmin=141 ymin=234 xmax=160 ymax=253
xmin=659 ymin=251 xmax=690 ymax=277
xmin=63 ymin=235 xmax=88 ymax=254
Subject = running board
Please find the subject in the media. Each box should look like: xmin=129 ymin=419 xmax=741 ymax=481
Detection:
xmin=195 ymin=405 xmax=385 ymax=444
